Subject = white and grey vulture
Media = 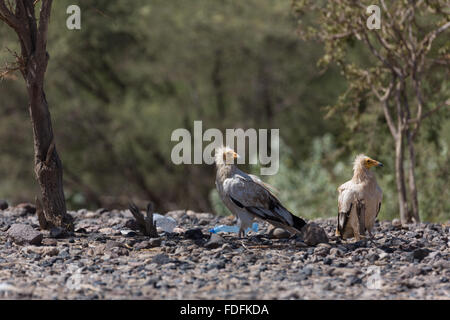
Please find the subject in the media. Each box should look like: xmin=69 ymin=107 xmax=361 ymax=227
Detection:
xmin=215 ymin=146 xmax=306 ymax=237
xmin=336 ymin=154 xmax=383 ymax=241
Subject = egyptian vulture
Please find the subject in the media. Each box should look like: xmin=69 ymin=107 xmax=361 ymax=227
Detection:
xmin=215 ymin=146 xmax=306 ymax=237
xmin=336 ymin=154 xmax=383 ymax=241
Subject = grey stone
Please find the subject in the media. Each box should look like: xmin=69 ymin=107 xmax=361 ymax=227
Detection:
xmin=105 ymin=241 xmax=124 ymax=250
xmin=205 ymin=234 xmax=224 ymax=249
xmin=392 ymin=219 xmax=401 ymax=228
xmin=149 ymin=238 xmax=162 ymax=247
xmin=152 ymin=254 xmax=170 ymax=265
xmin=184 ymin=228 xmax=204 ymax=240
xmin=269 ymin=227 xmax=291 ymax=239
xmin=412 ymin=248 xmax=430 ymax=261
xmin=50 ymin=227 xmax=66 ymax=239
xmin=301 ymin=222 xmax=329 ymax=246
xmin=0 ymin=200 xmax=8 ymax=210
xmin=6 ymin=224 xmax=43 ymax=245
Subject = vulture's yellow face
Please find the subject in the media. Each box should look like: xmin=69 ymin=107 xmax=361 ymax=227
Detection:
xmin=215 ymin=146 xmax=240 ymax=165
xmin=363 ymin=157 xmax=383 ymax=169
xmin=223 ymin=149 xmax=239 ymax=164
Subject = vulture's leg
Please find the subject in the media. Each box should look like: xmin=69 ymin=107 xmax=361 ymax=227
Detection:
xmin=353 ymin=228 xmax=361 ymax=242
xmin=367 ymin=230 xmax=376 ymax=246
xmin=335 ymin=228 xmax=341 ymax=237
xmin=357 ymin=200 xmax=366 ymax=236
xmin=238 ymin=227 xmax=245 ymax=238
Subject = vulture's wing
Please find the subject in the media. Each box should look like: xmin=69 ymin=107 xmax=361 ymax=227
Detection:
xmin=223 ymin=173 xmax=299 ymax=228
xmin=337 ymin=182 xmax=357 ymax=235
xmin=375 ymin=185 xmax=383 ymax=218
xmin=248 ymin=174 xmax=280 ymax=196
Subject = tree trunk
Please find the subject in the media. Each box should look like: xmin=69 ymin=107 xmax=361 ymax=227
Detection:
xmin=26 ymin=64 xmax=74 ymax=230
xmin=405 ymin=129 xmax=420 ymax=223
xmin=394 ymin=131 xmax=410 ymax=224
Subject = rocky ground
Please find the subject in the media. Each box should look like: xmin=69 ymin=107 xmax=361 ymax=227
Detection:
xmin=0 ymin=203 xmax=449 ymax=300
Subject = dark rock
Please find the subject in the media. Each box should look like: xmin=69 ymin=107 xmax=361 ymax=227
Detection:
xmin=149 ymin=238 xmax=162 ymax=247
xmin=300 ymin=266 xmax=313 ymax=277
xmin=134 ymin=238 xmax=161 ymax=250
xmin=380 ymin=245 xmax=395 ymax=253
xmin=124 ymin=219 xmax=140 ymax=231
xmin=164 ymin=240 xmax=177 ymax=247
xmin=135 ymin=241 xmax=150 ymax=250
xmin=314 ymin=245 xmax=330 ymax=257
xmin=204 ymin=233 xmax=224 ymax=249
xmin=300 ymin=222 xmax=329 ymax=246
xmin=152 ymin=254 xmax=170 ymax=265
xmin=323 ymin=257 xmax=333 ymax=265
xmin=144 ymin=276 xmax=161 ymax=288
xmin=412 ymin=248 xmax=430 ymax=261
xmin=42 ymin=238 xmax=57 ymax=246
xmin=367 ymin=253 xmax=379 ymax=263
xmin=184 ymin=228 xmax=204 ymax=240
xmin=6 ymin=224 xmax=43 ymax=245
xmin=58 ymin=249 xmax=71 ymax=259
xmin=50 ymin=227 xmax=67 ymax=239
xmin=207 ymin=261 xmax=226 ymax=270
xmin=121 ymin=230 xmax=137 ymax=237
xmin=15 ymin=203 xmax=36 ymax=215
xmin=0 ymin=200 xmax=8 ymax=210
xmin=96 ymin=208 xmax=108 ymax=214
xmin=348 ymin=276 xmax=362 ymax=286
xmin=403 ymin=266 xmax=422 ymax=276
xmin=105 ymin=240 xmax=124 ymax=250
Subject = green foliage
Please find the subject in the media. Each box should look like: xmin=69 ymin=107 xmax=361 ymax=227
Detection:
xmin=259 ymin=135 xmax=346 ymax=220
xmin=209 ymin=188 xmax=231 ymax=217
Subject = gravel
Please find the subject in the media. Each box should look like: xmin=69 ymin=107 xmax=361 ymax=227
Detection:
xmin=0 ymin=206 xmax=449 ymax=299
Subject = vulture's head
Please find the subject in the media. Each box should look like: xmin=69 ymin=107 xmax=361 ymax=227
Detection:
xmin=215 ymin=146 xmax=240 ymax=165
xmin=354 ymin=154 xmax=383 ymax=171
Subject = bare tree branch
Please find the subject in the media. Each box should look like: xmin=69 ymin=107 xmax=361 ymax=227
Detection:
xmin=377 ymin=80 xmax=398 ymax=138
xmin=36 ymin=0 xmax=52 ymax=61
xmin=418 ymin=21 xmax=450 ymax=58
xmin=359 ymin=22 xmax=403 ymax=77
xmin=408 ymin=104 xmax=449 ymax=125
xmin=0 ymin=0 xmax=20 ymax=28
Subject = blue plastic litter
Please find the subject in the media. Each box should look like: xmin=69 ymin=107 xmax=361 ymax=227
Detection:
xmin=209 ymin=222 xmax=258 ymax=234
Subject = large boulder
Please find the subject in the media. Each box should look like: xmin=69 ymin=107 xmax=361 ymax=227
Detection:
xmin=6 ymin=224 xmax=43 ymax=245
xmin=300 ymin=222 xmax=329 ymax=246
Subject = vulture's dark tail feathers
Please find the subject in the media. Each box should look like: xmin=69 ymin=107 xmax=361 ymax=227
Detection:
xmin=292 ymin=214 xmax=307 ymax=231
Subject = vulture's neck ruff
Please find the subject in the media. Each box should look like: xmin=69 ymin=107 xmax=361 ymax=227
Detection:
xmin=352 ymin=155 xmax=377 ymax=184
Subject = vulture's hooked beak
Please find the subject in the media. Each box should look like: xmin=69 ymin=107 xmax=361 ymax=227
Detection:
xmin=233 ymin=152 xmax=239 ymax=159
xmin=366 ymin=157 xmax=383 ymax=169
